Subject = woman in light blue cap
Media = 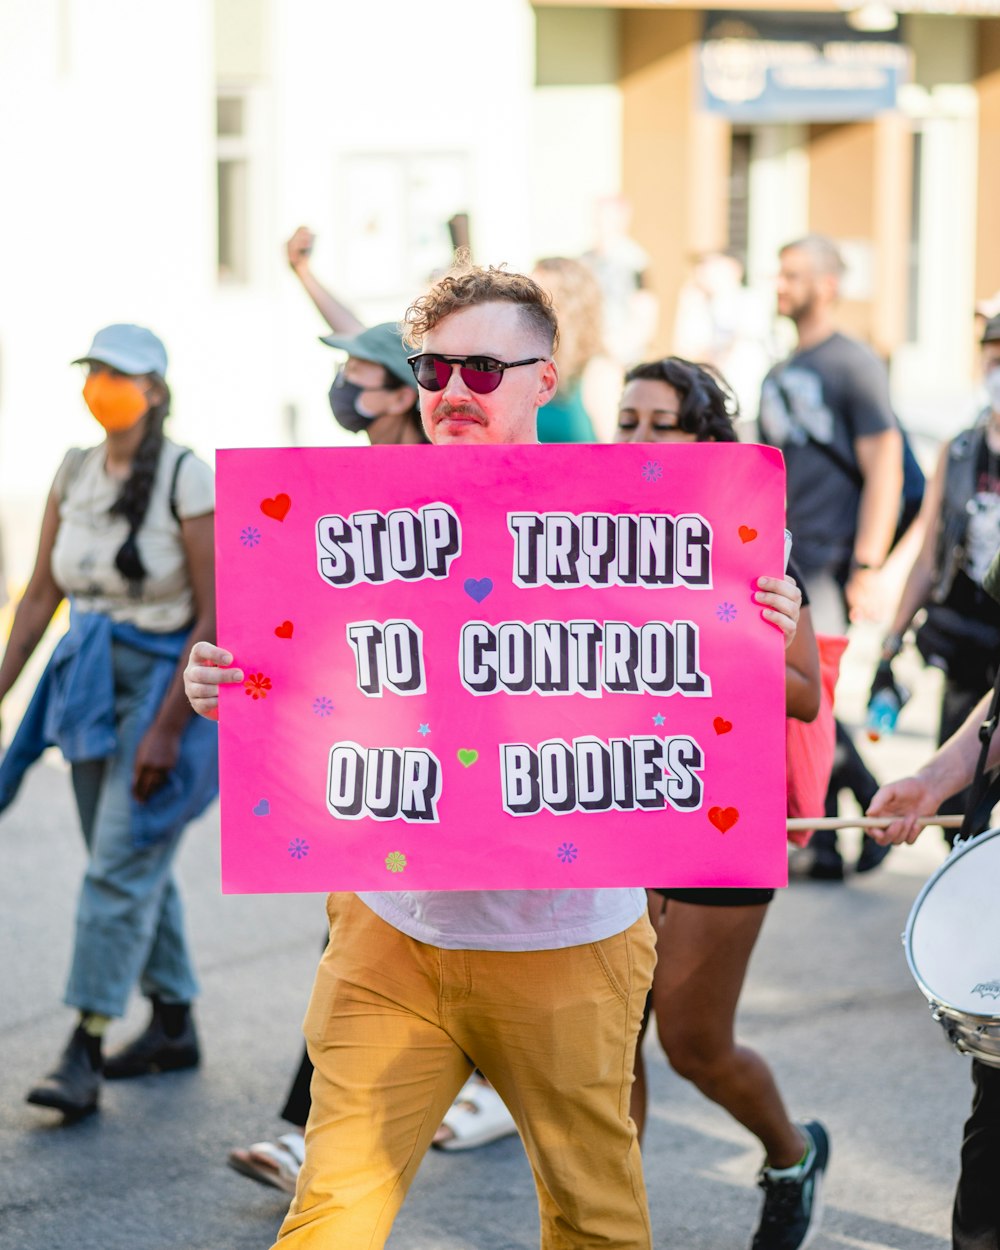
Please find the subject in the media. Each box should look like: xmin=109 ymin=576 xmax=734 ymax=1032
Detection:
xmin=0 ymin=323 xmax=218 ymax=1120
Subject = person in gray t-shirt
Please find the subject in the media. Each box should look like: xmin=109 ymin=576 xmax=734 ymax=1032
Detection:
xmin=759 ymin=235 xmax=904 ymax=879
xmin=760 ymin=331 xmax=898 ymax=588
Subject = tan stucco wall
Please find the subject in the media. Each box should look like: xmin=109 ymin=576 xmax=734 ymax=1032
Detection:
xmin=976 ymin=19 xmax=1000 ymax=307
xmin=620 ymin=9 xmax=730 ymax=356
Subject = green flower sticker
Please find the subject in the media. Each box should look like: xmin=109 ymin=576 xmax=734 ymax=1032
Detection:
xmin=385 ymin=851 xmax=408 ymax=874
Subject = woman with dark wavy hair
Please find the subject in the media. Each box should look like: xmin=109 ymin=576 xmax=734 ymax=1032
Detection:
xmin=617 ymin=355 xmax=831 ymax=1250
xmin=0 ymin=323 xmax=218 ymax=1121
xmin=618 ymin=355 xmax=740 ymax=444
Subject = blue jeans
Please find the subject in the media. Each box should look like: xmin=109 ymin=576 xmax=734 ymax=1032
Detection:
xmin=64 ymin=642 xmax=199 ymax=1017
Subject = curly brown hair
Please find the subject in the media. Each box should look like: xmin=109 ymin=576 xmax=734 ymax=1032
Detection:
xmin=403 ymin=260 xmax=559 ymax=355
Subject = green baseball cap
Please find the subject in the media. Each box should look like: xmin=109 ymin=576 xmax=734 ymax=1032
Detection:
xmin=320 ymin=322 xmax=414 ymax=389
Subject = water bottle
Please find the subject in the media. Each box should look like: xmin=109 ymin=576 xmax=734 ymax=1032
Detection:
xmin=866 ymin=688 xmax=902 ymax=741
xmin=866 ymin=662 xmax=909 ymax=741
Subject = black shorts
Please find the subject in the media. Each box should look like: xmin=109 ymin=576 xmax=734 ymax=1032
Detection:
xmin=650 ymin=887 xmax=775 ymax=906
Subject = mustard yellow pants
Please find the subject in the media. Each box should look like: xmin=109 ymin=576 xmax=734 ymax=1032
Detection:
xmin=272 ymin=892 xmax=656 ymax=1249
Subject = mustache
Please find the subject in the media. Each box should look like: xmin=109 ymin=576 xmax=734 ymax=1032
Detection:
xmin=434 ymin=401 xmax=485 ymax=423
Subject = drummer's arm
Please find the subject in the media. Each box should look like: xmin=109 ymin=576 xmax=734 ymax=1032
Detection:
xmin=867 ymin=690 xmax=997 ymax=844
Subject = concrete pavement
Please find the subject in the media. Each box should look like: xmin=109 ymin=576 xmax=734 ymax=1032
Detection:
xmin=0 ymin=622 xmax=981 ymax=1249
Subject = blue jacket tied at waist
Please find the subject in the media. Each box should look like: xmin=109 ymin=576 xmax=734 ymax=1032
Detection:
xmin=0 ymin=608 xmax=218 ymax=847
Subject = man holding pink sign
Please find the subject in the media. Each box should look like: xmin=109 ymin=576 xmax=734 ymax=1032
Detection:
xmin=184 ymin=266 xmax=801 ymax=1249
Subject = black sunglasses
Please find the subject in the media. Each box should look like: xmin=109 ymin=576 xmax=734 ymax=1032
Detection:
xmin=407 ymin=353 xmax=546 ymax=395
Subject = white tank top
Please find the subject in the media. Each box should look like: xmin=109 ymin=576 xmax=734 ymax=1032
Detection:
xmin=356 ymin=887 xmax=647 ymax=951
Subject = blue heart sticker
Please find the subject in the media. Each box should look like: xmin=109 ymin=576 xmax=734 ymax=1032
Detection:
xmin=253 ymin=799 xmax=270 ymax=816
xmin=464 ymin=577 xmax=493 ymax=603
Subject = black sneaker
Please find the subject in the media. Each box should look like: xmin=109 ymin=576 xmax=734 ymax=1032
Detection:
xmin=104 ymin=1005 xmax=200 ymax=1079
xmin=856 ymin=835 xmax=891 ymax=874
xmin=751 ymin=1120 xmax=829 ymax=1250
xmin=807 ymin=851 xmax=844 ymax=882
xmin=26 ymin=1026 xmax=101 ymax=1119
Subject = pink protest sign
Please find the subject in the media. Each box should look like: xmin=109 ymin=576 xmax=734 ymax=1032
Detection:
xmin=216 ymin=443 xmax=787 ymax=894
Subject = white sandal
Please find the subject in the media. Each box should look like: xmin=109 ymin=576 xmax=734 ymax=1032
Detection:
xmin=227 ymin=1131 xmax=305 ymax=1194
xmin=432 ymin=1077 xmax=518 ymax=1152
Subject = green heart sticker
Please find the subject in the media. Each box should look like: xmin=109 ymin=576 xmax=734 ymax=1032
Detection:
xmin=457 ymin=748 xmax=479 ymax=768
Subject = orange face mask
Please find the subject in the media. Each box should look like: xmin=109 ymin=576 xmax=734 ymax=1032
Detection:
xmin=82 ymin=372 xmax=149 ymax=432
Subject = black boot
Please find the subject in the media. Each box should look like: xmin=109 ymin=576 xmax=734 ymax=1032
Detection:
xmin=26 ymin=1026 xmax=101 ymax=1119
xmin=807 ymin=828 xmax=845 ymax=881
xmin=856 ymin=834 xmax=892 ymax=873
xmin=103 ymin=997 xmax=200 ymax=1079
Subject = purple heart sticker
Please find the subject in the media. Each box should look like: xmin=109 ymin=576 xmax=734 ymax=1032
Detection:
xmin=253 ymin=799 xmax=270 ymax=816
xmin=464 ymin=577 xmax=493 ymax=603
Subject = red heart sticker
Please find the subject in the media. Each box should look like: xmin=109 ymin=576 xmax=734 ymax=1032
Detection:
xmin=713 ymin=717 xmax=733 ymax=735
xmin=738 ymin=526 xmax=757 ymax=544
xmin=709 ymin=806 xmax=739 ymax=833
xmin=261 ymin=493 xmax=291 ymax=522
xmin=275 ymin=621 xmax=294 ymax=639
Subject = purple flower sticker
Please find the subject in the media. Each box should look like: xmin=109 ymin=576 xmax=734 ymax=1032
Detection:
xmin=288 ymin=838 xmax=309 ymax=860
xmin=240 ymin=526 xmax=261 ymax=548
xmin=313 ymin=696 xmax=334 ymax=717
xmin=641 ymin=461 xmax=663 ymax=484
xmin=557 ymin=842 xmax=579 ymax=864
xmin=716 ymin=602 xmax=737 ymax=623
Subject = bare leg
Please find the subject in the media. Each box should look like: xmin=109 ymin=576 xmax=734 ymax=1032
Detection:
xmin=651 ymin=898 xmax=805 ymax=1168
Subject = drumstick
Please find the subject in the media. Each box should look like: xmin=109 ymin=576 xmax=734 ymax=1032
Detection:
xmin=786 ymin=815 xmax=965 ymax=832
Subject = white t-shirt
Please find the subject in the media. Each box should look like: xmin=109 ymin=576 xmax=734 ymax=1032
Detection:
xmin=357 ymin=888 xmax=647 ymax=952
xmin=50 ymin=439 xmax=214 ymax=632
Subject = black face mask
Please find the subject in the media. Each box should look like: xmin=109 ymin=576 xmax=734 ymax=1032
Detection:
xmin=328 ymin=372 xmax=377 ymax=434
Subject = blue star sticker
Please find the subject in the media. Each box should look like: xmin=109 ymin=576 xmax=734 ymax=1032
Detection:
xmin=418 ymin=723 xmax=431 ymax=736
xmin=652 ymin=713 xmax=666 ymax=726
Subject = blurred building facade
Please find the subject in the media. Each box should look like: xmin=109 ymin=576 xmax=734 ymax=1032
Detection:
xmin=534 ymin=0 xmax=1000 ymax=427
xmin=0 ymin=0 xmax=998 ymax=583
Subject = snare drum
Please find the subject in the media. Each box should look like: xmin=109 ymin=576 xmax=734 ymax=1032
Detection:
xmin=904 ymin=827 xmax=1000 ymax=1067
